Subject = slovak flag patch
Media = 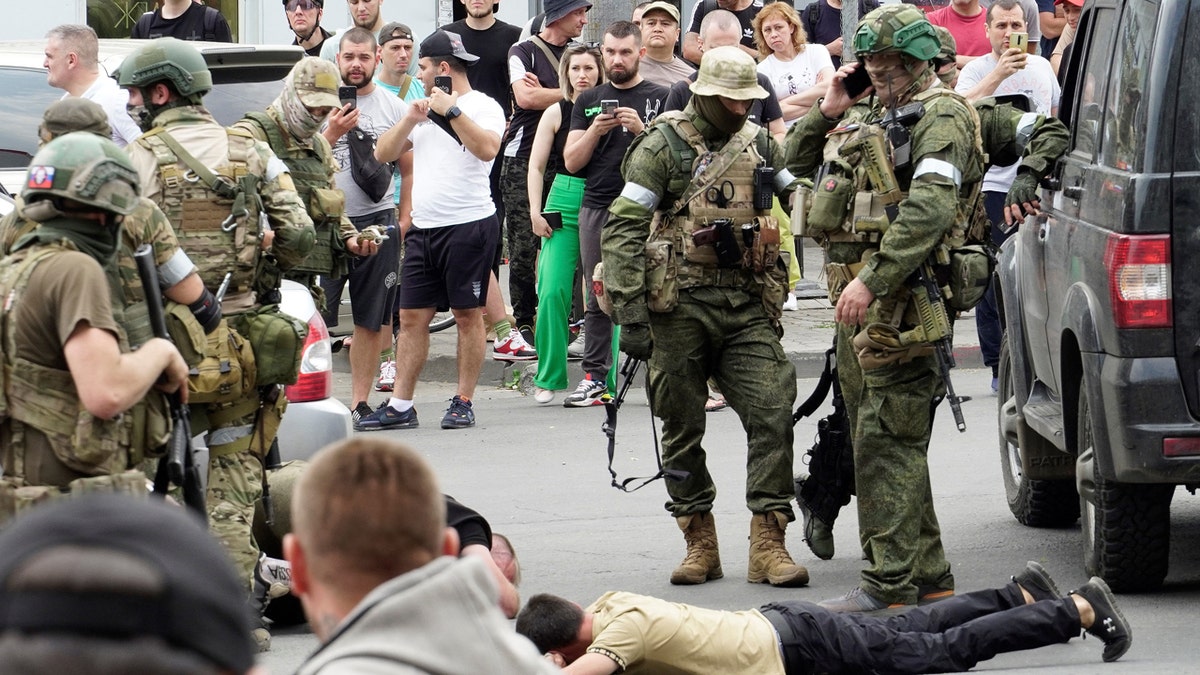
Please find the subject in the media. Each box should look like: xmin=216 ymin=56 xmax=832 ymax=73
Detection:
xmin=27 ymin=166 xmax=55 ymax=190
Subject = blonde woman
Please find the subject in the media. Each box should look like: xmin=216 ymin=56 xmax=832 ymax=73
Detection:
xmin=527 ymin=43 xmax=604 ymax=404
xmin=753 ymin=2 xmax=835 ymax=127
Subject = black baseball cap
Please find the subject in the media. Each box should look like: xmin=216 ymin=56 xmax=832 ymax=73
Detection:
xmin=418 ymin=30 xmax=479 ymax=63
xmin=0 ymin=496 xmax=255 ymax=673
xmin=379 ymin=21 xmax=414 ymax=45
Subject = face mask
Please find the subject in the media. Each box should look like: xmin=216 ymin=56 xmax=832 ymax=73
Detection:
xmin=276 ymin=84 xmax=326 ymax=141
xmin=694 ymin=94 xmax=749 ymax=136
xmin=127 ymin=103 xmax=153 ymax=132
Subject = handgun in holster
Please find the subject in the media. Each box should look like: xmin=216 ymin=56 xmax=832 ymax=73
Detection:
xmin=692 ymin=218 xmax=743 ymax=268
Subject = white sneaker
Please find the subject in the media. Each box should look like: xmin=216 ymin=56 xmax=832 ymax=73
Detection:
xmin=567 ymin=329 xmax=585 ymax=361
xmin=782 ymin=292 xmax=799 ymax=311
xmin=534 ymin=387 xmax=556 ymax=404
xmin=494 ymin=328 xmax=538 ymax=361
xmin=375 ymin=360 xmax=396 ymax=391
xmin=563 ymin=374 xmax=606 ymax=407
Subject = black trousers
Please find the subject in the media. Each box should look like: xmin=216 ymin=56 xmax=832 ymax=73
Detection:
xmin=761 ymin=582 xmax=1079 ymax=674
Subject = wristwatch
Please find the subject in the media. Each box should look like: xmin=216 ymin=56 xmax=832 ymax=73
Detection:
xmin=445 ymin=105 xmax=462 ymax=121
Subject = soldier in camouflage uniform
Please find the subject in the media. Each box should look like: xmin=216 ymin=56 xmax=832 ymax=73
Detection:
xmin=794 ymin=25 xmax=1069 ymax=561
xmin=232 ymin=57 xmax=380 ymax=304
xmin=602 ymin=46 xmax=809 ymax=588
xmin=783 ymin=5 xmax=986 ymax=611
xmin=0 ymin=133 xmax=189 ymax=522
xmin=117 ymin=38 xmax=315 ymax=649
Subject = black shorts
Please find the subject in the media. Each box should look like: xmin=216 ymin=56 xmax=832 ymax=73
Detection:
xmin=399 ymin=214 xmax=499 ymax=311
xmin=319 ymin=208 xmax=400 ymax=329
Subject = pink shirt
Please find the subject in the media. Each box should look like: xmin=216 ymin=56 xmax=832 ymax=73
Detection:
xmin=928 ymin=5 xmax=991 ymax=57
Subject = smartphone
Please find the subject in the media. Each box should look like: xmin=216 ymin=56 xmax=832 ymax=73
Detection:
xmin=541 ymin=211 xmax=564 ymax=230
xmin=600 ymin=99 xmax=619 ymax=116
xmin=842 ymin=65 xmax=873 ymax=98
xmin=1009 ymin=32 xmax=1028 ymax=53
xmin=433 ymin=76 xmax=452 ymax=95
xmin=337 ymin=85 xmax=357 ymax=110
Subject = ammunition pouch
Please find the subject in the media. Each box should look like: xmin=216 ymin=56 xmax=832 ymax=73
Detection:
xmin=823 ymin=259 xmax=869 ymax=305
xmin=167 ymin=304 xmax=257 ymax=405
xmin=643 ymin=238 xmax=679 ymax=313
xmin=230 ymin=304 xmax=308 ymax=387
xmin=1 ymin=470 xmax=148 ymax=528
xmin=248 ymin=386 xmax=288 ymax=459
xmin=292 ymin=187 xmax=349 ymax=277
xmin=945 ymin=244 xmax=995 ymax=312
xmin=806 ymin=168 xmax=855 ymax=238
xmin=851 ymin=323 xmax=935 ymax=370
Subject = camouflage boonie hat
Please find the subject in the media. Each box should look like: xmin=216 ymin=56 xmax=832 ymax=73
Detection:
xmin=853 ymin=5 xmax=940 ymax=61
xmin=290 ymin=57 xmax=340 ymax=108
xmin=22 ymin=132 xmax=140 ymax=216
xmin=690 ymin=45 xmax=769 ymax=101
xmin=39 ymin=98 xmax=112 ymax=142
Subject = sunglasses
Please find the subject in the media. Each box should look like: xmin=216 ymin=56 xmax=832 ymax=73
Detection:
xmin=286 ymin=0 xmax=319 ymax=12
xmin=568 ymin=41 xmax=601 ymax=50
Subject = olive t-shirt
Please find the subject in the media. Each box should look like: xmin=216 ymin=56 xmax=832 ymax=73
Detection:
xmin=571 ymin=80 xmax=668 ymax=209
xmin=12 ymin=249 xmax=119 ymax=369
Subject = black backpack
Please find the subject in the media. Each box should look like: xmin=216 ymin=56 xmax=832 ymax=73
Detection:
xmin=802 ymin=0 xmax=883 ymax=34
xmin=132 ymin=4 xmax=224 ymax=40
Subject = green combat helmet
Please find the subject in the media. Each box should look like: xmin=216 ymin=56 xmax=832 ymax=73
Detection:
xmin=21 ymin=131 xmax=141 ymax=219
xmin=853 ymin=4 xmax=941 ymax=61
xmin=115 ymin=37 xmax=213 ymax=102
xmin=690 ymin=45 xmax=769 ymax=100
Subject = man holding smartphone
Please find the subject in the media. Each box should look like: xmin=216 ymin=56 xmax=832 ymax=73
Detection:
xmin=563 ymin=20 xmax=667 ymax=407
xmin=321 ymin=27 xmax=408 ymax=429
xmin=955 ymin=0 xmax=1058 ymax=393
xmin=371 ymin=31 xmax=507 ymax=431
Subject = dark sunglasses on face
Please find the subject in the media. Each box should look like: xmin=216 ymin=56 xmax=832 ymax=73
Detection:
xmin=286 ymin=0 xmax=319 ymax=12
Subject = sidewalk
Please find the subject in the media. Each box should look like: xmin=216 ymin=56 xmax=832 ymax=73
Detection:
xmin=413 ymin=242 xmax=982 ymax=384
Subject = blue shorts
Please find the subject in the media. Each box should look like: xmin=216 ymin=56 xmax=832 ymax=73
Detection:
xmin=399 ymin=214 xmax=498 ymax=311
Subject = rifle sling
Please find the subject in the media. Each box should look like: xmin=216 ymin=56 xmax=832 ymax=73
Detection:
xmin=793 ymin=336 xmax=838 ymax=423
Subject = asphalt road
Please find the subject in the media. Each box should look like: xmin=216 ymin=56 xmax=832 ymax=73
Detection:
xmin=261 ymin=367 xmax=1200 ymax=674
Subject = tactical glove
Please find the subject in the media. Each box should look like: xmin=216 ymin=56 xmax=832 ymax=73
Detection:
xmin=1005 ymin=170 xmax=1041 ymax=214
xmin=619 ymin=323 xmax=654 ymax=361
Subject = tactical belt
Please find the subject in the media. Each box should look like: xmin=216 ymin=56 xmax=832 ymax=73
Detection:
xmin=676 ymin=266 xmax=752 ymax=290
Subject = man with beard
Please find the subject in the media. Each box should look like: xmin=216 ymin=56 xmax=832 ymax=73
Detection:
xmin=600 ymin=46 xmax=805 ymax=587
xmin=502 ymin=0 xmax=592 ymax=352
xmin=284 ymin=0 xmax=334 ymax=57
xmin=320 ymin=27 xmax=407 ymax=429
xmin=783 ymin=5 xmax=986 ymax=612
xmin=320 ymin=0 xmax=388 ymax=63
xmin=561 ymin=21 xmax=667 ymax=407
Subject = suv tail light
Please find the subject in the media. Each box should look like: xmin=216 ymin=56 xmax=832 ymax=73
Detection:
xmin=285 ymin=311 xmax=332 ymax=403
xmin=1104 ymin=233 xmax=1172 ymax=329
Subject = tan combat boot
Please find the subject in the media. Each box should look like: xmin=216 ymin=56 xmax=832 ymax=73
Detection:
xmin=747 ymin=512 xmax=810 ymax=587
xmin=670 ymin=512 xmax=723 ymax=585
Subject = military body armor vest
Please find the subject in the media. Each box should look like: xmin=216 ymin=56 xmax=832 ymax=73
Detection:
xmin=136 ymin=127 xmax=264 ymax=298
xmin=0 ymin=244 xmax=162 ymax=482
xmin=240 ymin=112 xmax=346 ymax=277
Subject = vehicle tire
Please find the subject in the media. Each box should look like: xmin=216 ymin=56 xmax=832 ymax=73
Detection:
xmin=1077 ymin=385 xmax=1174 ymax=592
xmin=429 ymin=311 xmax=456 ymax=333
xmin=997 ymin=335 xmax=1079 ymax=526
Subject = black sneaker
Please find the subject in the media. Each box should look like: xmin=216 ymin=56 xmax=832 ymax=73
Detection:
xmin=1072 ymin=577 xmax=1132 ymax=662
xmin=355 ymin=403 xmax=419 ymax=431
xmin=441 ymin=395 xmax=475 ymax=429
xmin=1013 ymin=560 xmax=1061 ymax=602
xmin=351 ymin=401 xmax=374 ymax=425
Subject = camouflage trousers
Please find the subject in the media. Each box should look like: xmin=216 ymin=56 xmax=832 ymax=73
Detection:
xmin=648 ymin=287 xmax=797 ymax=517
xmin=500 ymin=155 xmax=540 ymax=328
xmin=207 ymin=447 xmax=264 ymax=593
xmin=837 ymin=322 xmax=953 ymax=605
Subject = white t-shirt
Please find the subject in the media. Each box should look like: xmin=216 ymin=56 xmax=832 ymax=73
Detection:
xmin=324 ymin=85 xmax=408 ymax=217
xmin=957 ymin=53 xmax=1060 ymax=193
xmin=410 ymin=90 xmax=506 ymax=228
xmin=756 ymin=45 xmax=834 ymax=127
xmin=75 ymin=75 xmax=142 ymax=147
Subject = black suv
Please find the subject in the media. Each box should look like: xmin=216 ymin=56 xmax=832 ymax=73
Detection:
xmin=996 ymin=0 xmax=1200 ymax=591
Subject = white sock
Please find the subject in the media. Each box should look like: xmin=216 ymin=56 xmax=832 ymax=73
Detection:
xmin=389 ymin=398 xmax=414 ymax=412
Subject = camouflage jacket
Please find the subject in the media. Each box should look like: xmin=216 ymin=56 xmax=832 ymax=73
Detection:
xmin=975 ymin=97 xmax=1069 ymax=176
xmin=783 ymin=84 xmax=985 ymax=309
xmin=602 ymin=106 xmax=798 ymax=326
xmin=127 ymin=106 xmax=314 ymax=310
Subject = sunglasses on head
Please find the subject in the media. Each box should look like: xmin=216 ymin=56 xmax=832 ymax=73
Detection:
xmin=568 ymin=41 xmax=601 ymax=50
xmin=286 ymin=0 xmax=319 ymax=12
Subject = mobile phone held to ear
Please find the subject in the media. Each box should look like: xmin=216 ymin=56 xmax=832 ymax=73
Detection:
xmin=338 ymin=85 xmax=357 ymax=110
xmin=434 ymin=76 xmax=452 ymax=95
xmin=1009 ymin=31 xmax=1028 ymax=53
xmin=842 ymin=65 xmax=872 ymax=99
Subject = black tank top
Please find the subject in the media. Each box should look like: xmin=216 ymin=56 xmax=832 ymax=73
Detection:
xmin=550 ymin=99 xmax=584 ymax=179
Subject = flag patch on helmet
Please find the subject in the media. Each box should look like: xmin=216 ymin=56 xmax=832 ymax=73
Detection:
xmin=27 ymin=166 xmax=55 ymax=189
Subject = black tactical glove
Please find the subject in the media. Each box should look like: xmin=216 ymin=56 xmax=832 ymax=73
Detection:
xmin=619 ymin=323 xmax=654 ymax=361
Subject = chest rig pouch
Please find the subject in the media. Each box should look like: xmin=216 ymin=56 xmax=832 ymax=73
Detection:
xmin=139 ymin=128 xmax=264 ymax=299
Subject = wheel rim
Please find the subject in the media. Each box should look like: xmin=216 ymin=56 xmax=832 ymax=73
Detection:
xmin=998 ymin=346 xmax=1024 ymax=495
xmin=1077 ymin=393 xmax=1099 ymax=574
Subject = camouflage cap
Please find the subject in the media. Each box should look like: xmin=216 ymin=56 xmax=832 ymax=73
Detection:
xmin=39 ymin=98 xmax=112 ymax=142
xmin=690 ymin=45 xmax=769 ymax=100
xmin=289 ymin=56 xmax=340 ymax=108
xmin=933 ymin=25 xmax=956 ymax=63
xmin=853 ymin=5 xmax=940 ymax=61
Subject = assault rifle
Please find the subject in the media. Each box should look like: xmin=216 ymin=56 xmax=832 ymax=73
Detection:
xmin=909 ymin=261 xmax=967 ymax=432
xmin=134 ymin=245 xmax=207 ymax=518
xmin=601 ymin=355 xmax=688 ymax=492
xmin=793 ymin=339 xmax=854 ymax=534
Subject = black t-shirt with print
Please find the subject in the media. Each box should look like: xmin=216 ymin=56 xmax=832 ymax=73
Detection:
xmin=444 ymin=19 xmax=523 ymax=118
xmin=131 ymin=2 xmax=233 ymax=41
xmin=571 ymin=80 xmax=668 ymax=209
